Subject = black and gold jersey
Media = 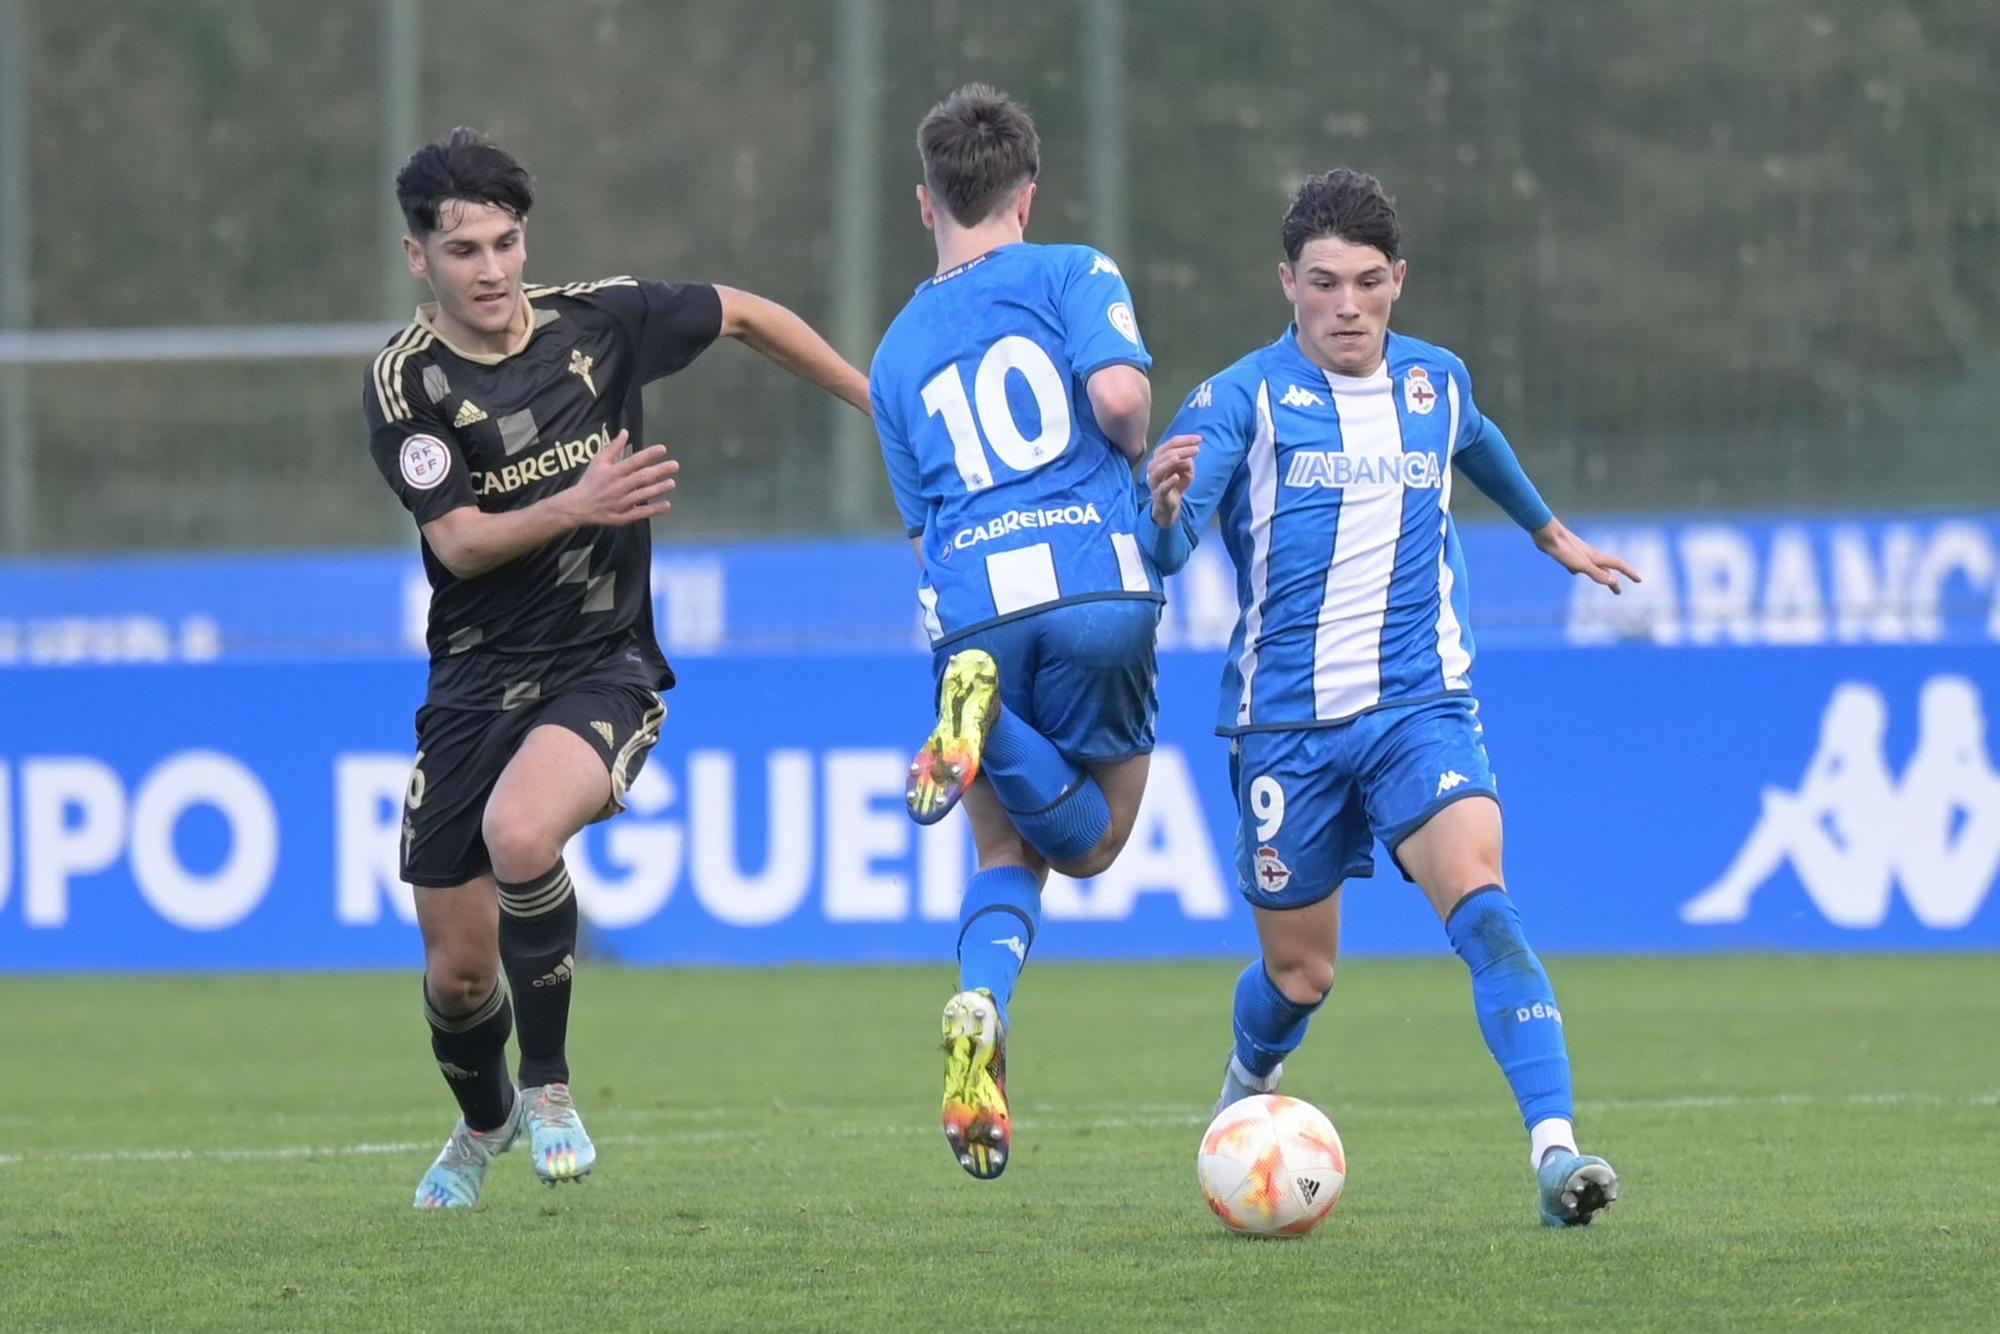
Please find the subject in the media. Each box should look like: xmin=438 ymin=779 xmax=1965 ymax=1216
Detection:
xmin=364 ymin=276 xmax=722 ymax=710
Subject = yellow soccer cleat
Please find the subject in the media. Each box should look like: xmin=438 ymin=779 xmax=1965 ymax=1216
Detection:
xmin=906 ymin=649 xmax=1000 ymax=825
xmin=940 ymin=988 xmax=1011 ymax=1180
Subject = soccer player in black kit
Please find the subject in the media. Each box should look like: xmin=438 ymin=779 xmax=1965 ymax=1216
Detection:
xmin=365 ymin=129 xmax=870 ymax=1208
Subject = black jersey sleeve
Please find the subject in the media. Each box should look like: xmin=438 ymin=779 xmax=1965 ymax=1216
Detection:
xmin=362 ymin=347 xmax=479 ymax=525
xmin=597 ymin=279 xmax=723 ymax=382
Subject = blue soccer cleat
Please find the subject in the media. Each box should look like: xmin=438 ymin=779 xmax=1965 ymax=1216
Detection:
xmin=1538 ymin=1149 xmax=1619 ymax=1227
xmin=413 ymin=1093 xmax=523 ymax=1209
xmin=1214 ymin=1052 xmax=1283 ymax=1116
xmin=522 ymin=1083 xmax=597 ymax=1185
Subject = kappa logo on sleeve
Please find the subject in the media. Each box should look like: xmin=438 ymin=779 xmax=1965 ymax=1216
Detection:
xmin=399 ymin=434 xmax=452 ymax=490
xmin=1089 ymin=253 xmax=1123 ymax=277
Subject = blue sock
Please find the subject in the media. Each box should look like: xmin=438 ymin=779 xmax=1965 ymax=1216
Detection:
xmin=980 ymin=704 xmax=1110 ymax=863
xmin=956 ymin=866 xmax=1042 ymax=1027
xmin=1446 ymin=886 xmax=1574 ymax=1131
xmin=1231 ymin=961 xmax=1322 ymax=1078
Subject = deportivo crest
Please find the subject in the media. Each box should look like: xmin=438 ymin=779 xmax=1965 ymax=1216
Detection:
xmin=1254 ymin=846 xmax=1293 ymax=894
xmin=1403 ymin=366 xmax=1438 ymax=415
xmin=399 ymin=434 xmax=452 ymax=490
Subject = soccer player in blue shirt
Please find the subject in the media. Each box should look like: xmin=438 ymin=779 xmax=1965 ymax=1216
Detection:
xmin=1141 ymin=169 xmax=1640 ymax=1226
xmin=870 ymin=85 xmax=1166 ymax=1179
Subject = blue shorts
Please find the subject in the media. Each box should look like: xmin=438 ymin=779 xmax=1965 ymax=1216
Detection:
xmin=933 ymin=598 xmax=1160 ymax=764
xmin=1229 ymin=695 xmax=1499 ymax=909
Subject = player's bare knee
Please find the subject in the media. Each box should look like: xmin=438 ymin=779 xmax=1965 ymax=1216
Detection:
xmin=480 ymin=809 xmax=564 ymax=883
xmin=1268 ymin=955 xmax=1335 ymax=1006
xmin=424 ymin=951 xmax=500 ymax=1016
xmin=1050 ymin=835 xmax=1122 ymax=881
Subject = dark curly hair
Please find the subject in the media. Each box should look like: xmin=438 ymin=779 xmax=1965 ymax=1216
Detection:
xmin=395 ymin=127 xmax=534 ymax=237
xmin=1281 ymin=168 xmax=1399 ymax=263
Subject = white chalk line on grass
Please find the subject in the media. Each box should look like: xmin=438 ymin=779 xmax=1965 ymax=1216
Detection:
xmin=1 ymin=1090 xmax=1991 ymax=1170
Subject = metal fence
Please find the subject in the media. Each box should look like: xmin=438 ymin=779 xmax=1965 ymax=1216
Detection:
xmin=2 ymin=0 xmax=1996 ymax=553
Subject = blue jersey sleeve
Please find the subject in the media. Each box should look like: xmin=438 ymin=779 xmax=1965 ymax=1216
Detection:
xmin=1450 ymin=358 xmax=1553 ymax=533
xmin=1058 ymin=248 xmax=1151 ymax=380
xmin=869 ymin=365 xmax=927 ymax=537
xmin=1134 ymin=372 xmax=1258 ymax=574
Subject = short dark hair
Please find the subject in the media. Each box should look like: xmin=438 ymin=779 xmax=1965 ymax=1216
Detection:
xmin=917 ymin=84 xmax=1040 ymax=227
xmin=1282 ymin=168 xmax=1400 ymax=263
xmin=395 ymin=127 xmax=534 ymax=237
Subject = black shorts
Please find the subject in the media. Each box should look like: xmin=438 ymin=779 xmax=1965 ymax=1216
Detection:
xmin=401 ymin=678 xmax=667 ymax=888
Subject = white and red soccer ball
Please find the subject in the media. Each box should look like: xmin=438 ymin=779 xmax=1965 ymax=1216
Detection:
xmin=1197 ymin=1094 xmax=1346 ymax=1237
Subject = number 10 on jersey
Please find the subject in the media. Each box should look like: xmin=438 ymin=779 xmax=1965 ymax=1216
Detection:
xmin=921 ymin=336 xmax=1074 ymax=492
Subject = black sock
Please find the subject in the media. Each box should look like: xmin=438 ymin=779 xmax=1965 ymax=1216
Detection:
xmin=423 ymin=979 xmax=516 ymax=1132
xmin=498 ymin=860 xmax=579 ymax=1089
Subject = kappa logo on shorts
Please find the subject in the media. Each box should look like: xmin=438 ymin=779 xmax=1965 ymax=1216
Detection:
xmin=1436 ymin=770 xmax=1470 ymax=796
xmin=1254 ymin=846 xmax=1293 ymax=893
xmin=590 ymin=720 xmax=615 ymax=746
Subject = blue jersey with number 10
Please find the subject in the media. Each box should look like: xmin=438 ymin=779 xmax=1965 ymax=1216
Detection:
xmin=871 ymin=242 xmax=1163 ymax=647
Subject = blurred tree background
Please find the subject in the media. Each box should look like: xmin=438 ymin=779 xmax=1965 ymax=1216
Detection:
xmin=6 ymin=0 xmax=1995 ymax=551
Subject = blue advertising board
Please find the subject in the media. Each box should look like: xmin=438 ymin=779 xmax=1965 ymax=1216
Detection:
xmin=2 ymin=515 xmax=1997 ymax=971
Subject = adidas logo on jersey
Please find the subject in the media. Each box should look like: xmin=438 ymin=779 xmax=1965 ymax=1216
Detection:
xmin=1279 ymin=384 xmax=1325 ymax=408
xmin=1436 ymin=770 xmax=1470 ymax=796
xmin=533 ymin=954 xmax=575 ymax=988
xmin=590 ymin=720 xmax=615 ymax=746
xmin=454 ymin=399 xmax=488 ymax=427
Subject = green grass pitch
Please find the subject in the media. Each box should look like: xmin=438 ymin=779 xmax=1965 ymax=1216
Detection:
xmin=3 ymin=955 xmax=1995 ymax=1331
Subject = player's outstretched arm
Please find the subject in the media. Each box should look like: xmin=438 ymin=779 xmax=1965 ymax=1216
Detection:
xmin=1086 ymin=365 xmax=1152 ymax=461
xmin=420 ymin=430 xmax=678 ymax=579
xmin=715 ymin=286 xmax=871 ymax=416
xmin=1530 ymin=517 xmax=1642 ymax=596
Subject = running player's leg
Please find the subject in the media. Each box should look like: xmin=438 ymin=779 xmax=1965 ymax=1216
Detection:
xmin=1378 ymin=703 xmax=1616 ymax=1225
xmin=480 ymin=682 xmax=664 ymax=1185
xmin=1218 ymin=727 xmax=1366 ymax=1111
xmin=940 ymin=780 xmax=1047 ymax=1180
xmin=1009 ymin=598 xmax=1161 ymax=878
xmin=481 ymin=722 xmax=611 ymax=1185
xmin=403 ymin=710 xmax=526 ymax=1208
xmin=1222 ymin=892 xmax=1342 ymax=1111
xmin=909 ymin=640 xmax=1115 ymax=866
xmin=411 ymin=877 xmax=527 ymax=1207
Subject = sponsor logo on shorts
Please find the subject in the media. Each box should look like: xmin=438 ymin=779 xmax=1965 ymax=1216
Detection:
xmin=1436 ymin=770 xmax=1470 ymax=796
xmin=590 ymin=720 xmax=615 ymax=746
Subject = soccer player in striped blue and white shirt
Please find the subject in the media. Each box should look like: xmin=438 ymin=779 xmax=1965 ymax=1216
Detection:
xmin=1140 ymin=169 xmax=1640 ymax=1227
xmin=870 ymin=86 xmax=1167 ymax=1180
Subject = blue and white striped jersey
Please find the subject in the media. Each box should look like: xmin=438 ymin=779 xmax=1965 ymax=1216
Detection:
xmin=871 ymin=243 xmax=1162 ymax=646
xmin=1141 ymin=327 xmax=1552 ymax=735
